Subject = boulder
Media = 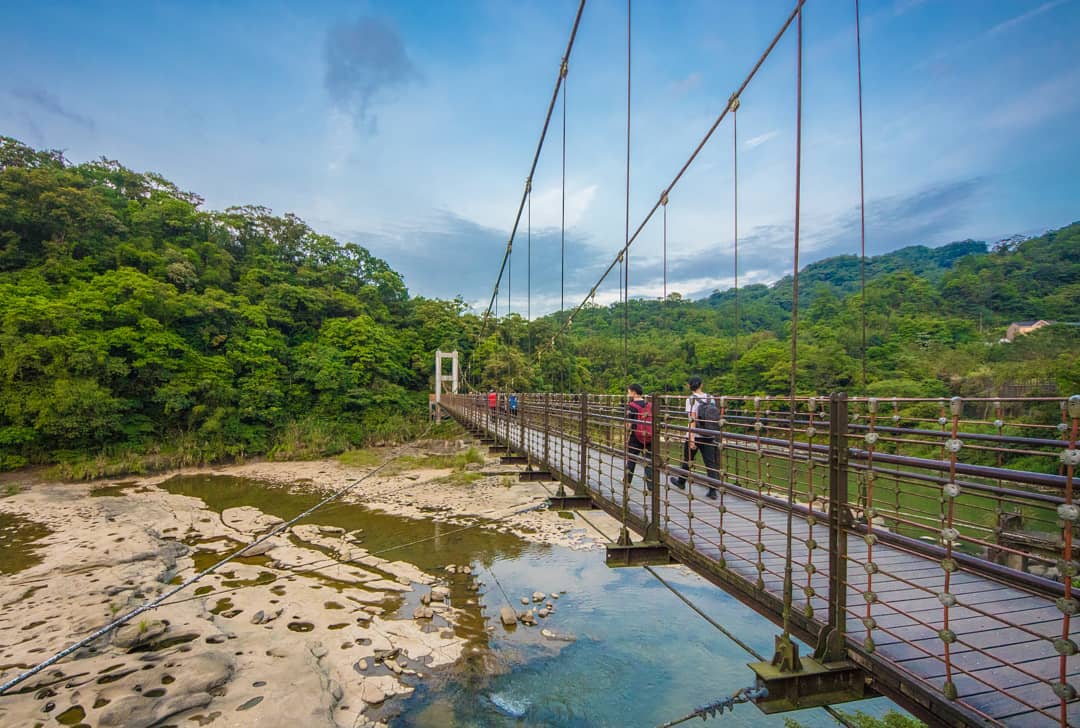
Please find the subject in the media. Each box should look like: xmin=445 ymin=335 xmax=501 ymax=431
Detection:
xmin=221 ymin=506 xmax=283 ymax=535
xmin=540 ymin=628 xmax=577 ymax=642
xmin=99 ymin=651 xmax=233 ymax=728
xmin=413 ymin=606 xmax=435 ymax=620
xmin=361 ymin=681 xmax=386 ymax=705
xmin=532 ymin=592 xmax=545 ymax=603
xmin=499 ymin=606 xmax=518 ymax=626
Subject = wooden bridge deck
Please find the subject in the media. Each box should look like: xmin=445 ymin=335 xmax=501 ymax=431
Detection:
xmin=456 ymin=404 xmax=1079 ymax=727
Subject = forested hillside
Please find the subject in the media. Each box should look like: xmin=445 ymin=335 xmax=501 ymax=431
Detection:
xmin=0 ymin=137 xmax=480 ymax=473
xmin=474 ymin=225 xmax=1079 ymax=396
xmin=1 ymin=137 xmax=1076 ymax=475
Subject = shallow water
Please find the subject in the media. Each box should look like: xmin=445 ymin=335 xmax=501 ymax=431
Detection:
xmin=0 ymin=511 xmax=50 ymax=575
xmin=156 ymin=474 xmax=902 ymax=727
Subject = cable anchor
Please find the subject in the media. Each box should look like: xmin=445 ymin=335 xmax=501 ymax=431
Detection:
xmin=729 ymin=93 xmax=740 ymax=112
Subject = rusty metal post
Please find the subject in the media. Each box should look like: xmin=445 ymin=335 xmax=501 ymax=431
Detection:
xmin=817 ymin=391 xmax=849 ymax=663
xmin=646 ymin=392 xmax=662 ymax=541
xmin=578 ymin=393 xmax=589 ymax=495
xmin=505 ymin=394 xmax=512 ymax=454
xmin=519 ymin=394 xmax=527 ymax=462
xmin=543 ymin=392 xmax=551 ymax=470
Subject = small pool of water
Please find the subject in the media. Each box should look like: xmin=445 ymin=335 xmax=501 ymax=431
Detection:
xmin=0 ymin=511 xmax=50 ymax=575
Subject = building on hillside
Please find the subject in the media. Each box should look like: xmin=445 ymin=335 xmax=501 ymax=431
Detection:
xmin=1001 ymin=319 xmax=1052 ymax=343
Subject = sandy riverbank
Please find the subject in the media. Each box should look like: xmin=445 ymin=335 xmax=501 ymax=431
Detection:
xmin=0 ymin=440 xmax=618 ymax=727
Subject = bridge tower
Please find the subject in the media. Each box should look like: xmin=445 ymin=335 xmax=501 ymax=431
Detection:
xmin=433 ymin=350 xmax=459 ymax=420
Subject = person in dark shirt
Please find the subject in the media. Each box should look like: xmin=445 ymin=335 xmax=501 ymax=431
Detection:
xmin=669 ymin=376 xmax=719 ymax=499
xmin=624 ymin=383 xmax=654 ymax=491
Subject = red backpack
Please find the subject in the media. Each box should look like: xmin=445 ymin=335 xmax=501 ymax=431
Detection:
xmin=629 ymin=400 xmax=653 ymax=443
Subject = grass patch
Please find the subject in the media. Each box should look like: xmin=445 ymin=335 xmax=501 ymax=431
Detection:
xmin=384 ymin=447 xmax=486 ymax=475
xmin=18 ymin=411 xmax=466 ymax=481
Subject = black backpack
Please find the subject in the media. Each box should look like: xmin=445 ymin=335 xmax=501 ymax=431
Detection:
xmin=696 ymin=397 xmax=722 ymax=441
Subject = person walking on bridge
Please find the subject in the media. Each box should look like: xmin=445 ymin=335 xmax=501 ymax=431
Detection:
xmin=624 ymin=384 xmax=654 ymax=491
xmin=669 ymin=376 xmax=719 ymax=499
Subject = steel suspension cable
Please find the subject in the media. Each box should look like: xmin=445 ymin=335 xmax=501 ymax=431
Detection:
xmin=661 ymin=193 xmax=668 ymax=300
xmin=622 ymin=0 xmax=632 ymax=381
xmin=732 ymin=97 xmax=740 ymax=380
xmin=780 ymin=1 xmax=804 ymax=647
xmin=535 ymin=0 xmax=806 ymax=361
xmin=855 ymin=0 xmax=868 ymax=394
xmin=561 ymin=60 xmax=568 ymax=317
xmin=508 ymin=223 xmax=512 ymax=319
xmin=527 ymin=182 xmax=533 ymax=357
xmin=464 ymin=0 xmax=587 ymax=385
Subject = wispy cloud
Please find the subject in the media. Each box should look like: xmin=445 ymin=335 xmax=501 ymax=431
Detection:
xmin=744 ymin=130 xmax=778 ymax=150
xmin=528 ymin=182 xmax=599 ymax=230
xmin=10 ymin=87 xmax=95 ymax=130
xmin=668 ymin=72 xmax=703 ymax=98
xmin=324 ymin=16 xmax=420 ymax=133
xmin=987 ymin=0 xmax=1068 ymax=35
xmin=986 ymin=68 xmax=1080 ymax=130
xmin=340 ymin=211 xmax=601 ymax=310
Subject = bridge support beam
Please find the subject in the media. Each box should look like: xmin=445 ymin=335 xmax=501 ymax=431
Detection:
xmin=518 ymin=469 xmax=553 ymax=482
xmin=548 ymin=493 xmax=593 ymax=510
xmin=605 ymin=541 xmax=672 ymax=567
xmin=748 ymin=656 xmax=868 ymax=714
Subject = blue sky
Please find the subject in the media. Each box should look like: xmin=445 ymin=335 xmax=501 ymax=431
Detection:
xmin=3 ymin=0 xmax=1078 ymax=314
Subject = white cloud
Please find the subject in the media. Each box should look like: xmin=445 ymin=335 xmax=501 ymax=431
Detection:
xmin=528 ymin=182 xmax=599 ymax=230
xmin=744 ymin=130 xmax=779 ymax=150
xmin=987 ymin=0 xmax=1068 ymax=36
xmin=985 ymin=68 xmax=1080 ymax=131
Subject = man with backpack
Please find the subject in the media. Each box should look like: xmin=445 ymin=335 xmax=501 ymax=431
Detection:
xmin=624 ymin=383 xmax=654 ymax=491
xmin=669 ymin=376 xmax=720 ymax=499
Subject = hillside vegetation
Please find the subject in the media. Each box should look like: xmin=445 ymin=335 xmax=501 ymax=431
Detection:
xmin=0 ymin=138 xmax=479 ymax=473
xmin=1 ymin=137 xmax=1076 ymax=474
xmin=475 ymin=228 xmax=1079 ymax=396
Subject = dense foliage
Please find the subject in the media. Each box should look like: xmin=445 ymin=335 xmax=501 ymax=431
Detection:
xmin=0 ymin=137 xmax=480 ymax=472
xmin=471 ymin=226 xmax=1079 ymax=397
xmin=1 ymin=137 xmax=1076 ymax=474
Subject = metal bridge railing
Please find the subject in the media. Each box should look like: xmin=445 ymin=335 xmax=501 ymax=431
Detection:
xmin=442 ymin=391 xmax=1079 ymax=727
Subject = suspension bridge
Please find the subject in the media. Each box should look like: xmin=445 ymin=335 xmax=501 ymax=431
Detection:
xmin=440 ymin=392 xmax=1079 ymax=727
xmin=452 ymin=0 xmax=1080 ymax=725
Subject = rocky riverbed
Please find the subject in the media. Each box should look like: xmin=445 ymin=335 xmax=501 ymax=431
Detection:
xmin=0 ymin=441 xmax=618 ymax=727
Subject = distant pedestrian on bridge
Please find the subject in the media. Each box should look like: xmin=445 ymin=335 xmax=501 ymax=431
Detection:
xmin=624 ymin=384 xmax=653 ymax=491
xmin=487 ymin=389 xmax=497 ymax=412
xmin=669 ymin=376 xmax=719 ymax=499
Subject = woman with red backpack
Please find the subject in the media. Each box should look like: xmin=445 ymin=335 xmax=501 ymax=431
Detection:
xmin=624 ymin=383 xmax=654 ymax=491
